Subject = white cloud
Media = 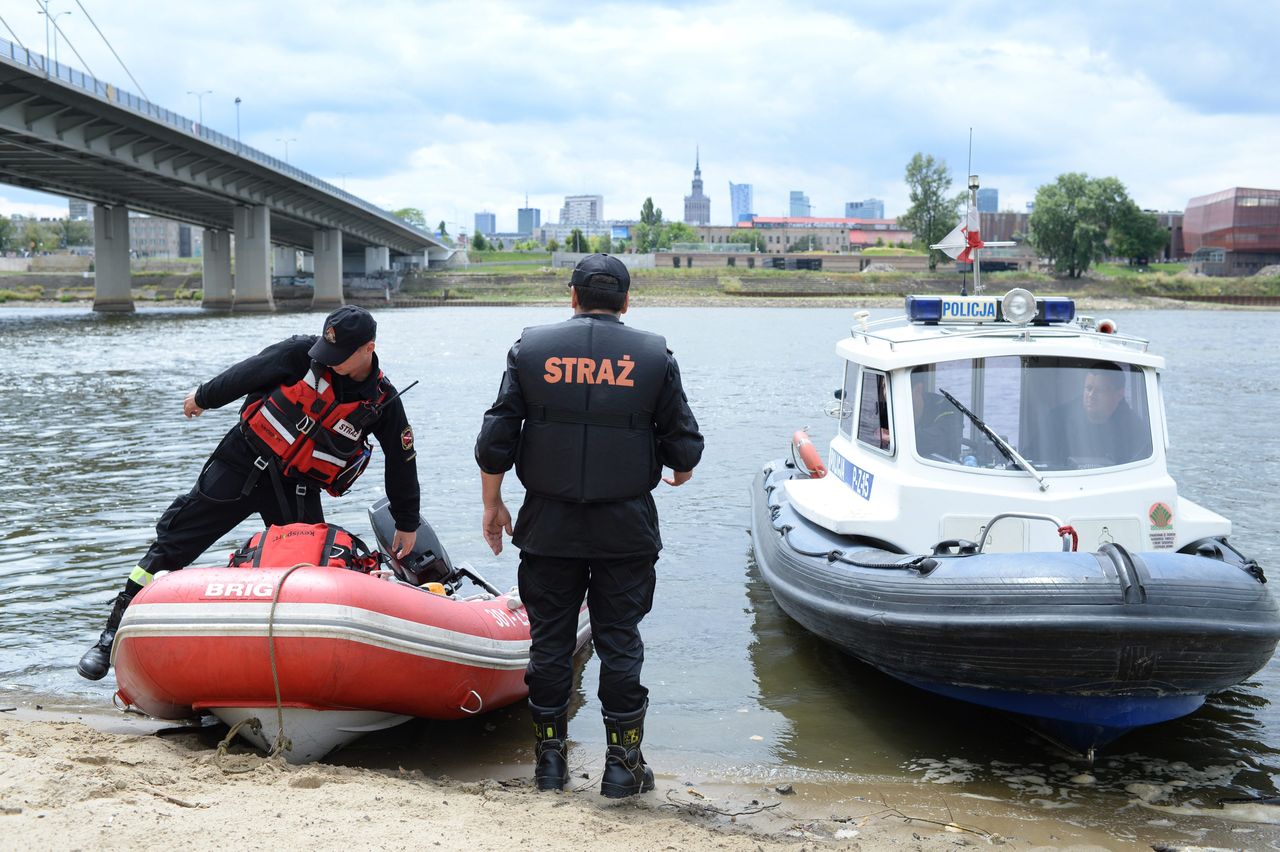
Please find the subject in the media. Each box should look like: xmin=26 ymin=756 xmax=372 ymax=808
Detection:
xmin=3 ymin=1 xmax=1278 ymax=232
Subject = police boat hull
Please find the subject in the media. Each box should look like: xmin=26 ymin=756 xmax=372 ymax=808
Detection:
xmin=750 ymin=460 xmax=1280 ymax=752
xmin=112 ymin=565 xmax=590 ymax=764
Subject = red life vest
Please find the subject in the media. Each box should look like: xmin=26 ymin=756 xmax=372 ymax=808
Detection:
xmin=240 ymin=363 xmax=388 ymax=496
xmin=228 ymin=523 xmax=376 ymax=571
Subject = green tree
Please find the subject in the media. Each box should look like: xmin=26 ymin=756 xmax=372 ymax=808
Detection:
xmin=728 ymin=230 xmax=766 ymax=252
xmin=634 ymin=198 xmax=665 ymax=252
xmin=786 ymin=234 xmax=820 ymax=252
xmin=22 ymin=220 xmax=54 ymax=253
xmin=63 ymin=218 xmax=92 ymax=247
xmin=1029 ymin=173 xmax=1146 ymax=277
xmin=591 ymin=233 xmax=613 ymax=253
xmin=567 ymin=228 xmax=588 ymax=252
xmin=1109 ymin=202 xmax=1169 ymax=264
xmin=472 ymin=231 xmax=489 ymax=251
xmin=392 ymin=208 xmax=427 ymax=229
xmin=0 ymin=215 xmax=14 ymax=253
xmin=436 ymin=220 xmax=449 ymax=236
xmin=898 ymin=153 xmax=961 ymax=270
xmin=665 ymin=222 xmax=698 ymax=246
xmin=547 ymin=238 xmax=560 ymax=252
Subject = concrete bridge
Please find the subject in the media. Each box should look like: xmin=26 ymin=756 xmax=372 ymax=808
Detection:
xmin=0 ymin=38 xmax=449 ymax=312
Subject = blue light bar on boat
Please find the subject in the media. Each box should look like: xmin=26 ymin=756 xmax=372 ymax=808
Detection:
xmin=1037 ymin=297 xmax=1075 ymax=324
xmin=905 ymin=296 xmax=998 ymax=324
xmin=904 ymin=293 xmax=1076 ymax=325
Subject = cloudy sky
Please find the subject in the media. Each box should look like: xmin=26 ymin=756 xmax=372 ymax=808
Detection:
xmin=1 ymin=1 xmax=1277 ymax=232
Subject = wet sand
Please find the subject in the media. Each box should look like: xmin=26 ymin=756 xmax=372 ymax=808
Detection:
xmin=0 ymin=703 xmax=1200 ymax=851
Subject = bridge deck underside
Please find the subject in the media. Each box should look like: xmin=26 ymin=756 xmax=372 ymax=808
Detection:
xmin=0 ymin=65 xmax=438 ymax=255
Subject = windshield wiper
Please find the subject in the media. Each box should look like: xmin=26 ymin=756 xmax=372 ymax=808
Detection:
xmin=936 ymin=388 xmax=1048 ymax=491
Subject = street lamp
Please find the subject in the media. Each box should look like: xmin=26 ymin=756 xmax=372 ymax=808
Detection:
xmin=234 ymin=97 xmax=242 ymax=144
xmin=276 ymin=137 xmax=297 ymax=164
xmin=187 ymin=89 xmax=213 ymax=127
xmin=47 ymin=10 xmax=71 ymax=67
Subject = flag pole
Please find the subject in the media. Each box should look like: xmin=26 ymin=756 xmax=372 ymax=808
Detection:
xmin=969 ymin=174 xmax=981 ymax=294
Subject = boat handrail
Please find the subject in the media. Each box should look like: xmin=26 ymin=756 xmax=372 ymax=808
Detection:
xmin=977 ymin=512 xmax=1076 ymax=553
xmin=849 ymin=322 xmax=1151 ymax=354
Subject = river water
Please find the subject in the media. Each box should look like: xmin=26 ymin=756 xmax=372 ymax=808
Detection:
xmin=0 ymin=304 xmax=1276 ymax=845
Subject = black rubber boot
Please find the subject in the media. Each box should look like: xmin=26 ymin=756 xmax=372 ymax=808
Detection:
xmin=76 ymin=591 xmax=133 ymax=681
xmin=530 ymin=700 xmax=570 ymax=791
xmin=600 ymin=702 xmax=655 ymax=798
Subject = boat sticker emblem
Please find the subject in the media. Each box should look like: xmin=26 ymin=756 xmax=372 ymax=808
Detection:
xmin=830 ymin=452 xmax=874 ymax=501
xmin=1148 ymin=502 xmax=1175 ymax=550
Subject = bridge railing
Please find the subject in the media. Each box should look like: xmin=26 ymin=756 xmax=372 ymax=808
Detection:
xmin=0 ymin=37 xmax=437 ymax=245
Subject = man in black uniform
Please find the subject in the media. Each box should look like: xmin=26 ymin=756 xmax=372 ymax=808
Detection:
xmin=475 ymin=254 xmax=704 ymax=798
xmin=77 ymin=305 xmax=420 ymax=681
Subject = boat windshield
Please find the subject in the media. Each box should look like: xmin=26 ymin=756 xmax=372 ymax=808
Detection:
xmin=910 ymin=356 xmax=1154 ymax=471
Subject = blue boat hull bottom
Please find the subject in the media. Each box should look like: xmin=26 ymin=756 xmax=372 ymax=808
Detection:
xmin=749 ymin=459 xmax=1280 ymax=752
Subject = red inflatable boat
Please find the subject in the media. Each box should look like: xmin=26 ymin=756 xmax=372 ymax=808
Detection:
xmin=112 ymin=503 xmax=589 ymax=763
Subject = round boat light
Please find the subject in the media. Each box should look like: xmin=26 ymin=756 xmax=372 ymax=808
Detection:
xmin=1097 ymin=318 xmax=1117 ymax=334
xmin=1001 ymin=288 xmax=1036 ymax=325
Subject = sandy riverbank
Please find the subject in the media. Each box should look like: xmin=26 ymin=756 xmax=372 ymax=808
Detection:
xmin=0 ymin=706 xmax=1153 ymax=852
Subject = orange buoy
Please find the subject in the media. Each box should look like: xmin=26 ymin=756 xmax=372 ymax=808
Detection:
xmin=791 ymin=430 xmax=827 ymax=479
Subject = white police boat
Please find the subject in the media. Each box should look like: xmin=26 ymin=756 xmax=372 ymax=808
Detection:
xmin=749 ymin=288 xmax=1280 ymax=754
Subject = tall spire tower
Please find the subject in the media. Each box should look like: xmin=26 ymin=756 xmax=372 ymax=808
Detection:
xmin=683 ymin=147 xmax=711 ymax=226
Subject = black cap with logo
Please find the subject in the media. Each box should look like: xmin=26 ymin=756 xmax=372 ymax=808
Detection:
xmin=570 ymin=253 xmax=630 ymax=292
xmin=308 ymin=305 xmax=377 ymax=366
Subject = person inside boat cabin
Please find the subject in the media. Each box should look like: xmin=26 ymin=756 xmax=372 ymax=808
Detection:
xmin=474 ymin=253 xmax=704 ymax=799
xmin=76 ymin=305 xmax=421 ymax=682
xmin=910 ymin=368 xmax=962 ymax=460
xmin=1053 ymin=360 xmax=1151 ymax=468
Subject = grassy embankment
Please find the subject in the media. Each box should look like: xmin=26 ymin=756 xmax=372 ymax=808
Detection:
xmin=404 ymin=256 xmax=1280 ymax=304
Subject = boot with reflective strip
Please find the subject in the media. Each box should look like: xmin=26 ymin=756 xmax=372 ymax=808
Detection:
xmin=600 ymin=701 xmax=654 ymax=798
xmin=530 ymin=700 xmax=570 ymax=791
xmin=76 ymin=590 xmax=135 ymax=681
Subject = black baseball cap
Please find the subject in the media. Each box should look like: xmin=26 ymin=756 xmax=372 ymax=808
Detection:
xmin=570 ymin=253 xmax=630 ymax=292
xmin=309 ymin=305 xmax=377 ymax=365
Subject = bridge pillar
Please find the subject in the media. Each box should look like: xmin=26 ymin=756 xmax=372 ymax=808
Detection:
xmin=233 ymin=205 xmax=273 ymax=312
xmin=272 ymin=246 xmax=297 ymax=277
xmin=312 ymin=228 xmax=343 ymax=311
xmin=92 ymin=204 xmax=133 ymax=313
xmin=201 ymin=229 xmax=232 ymax=310
xmin=364 ymin=246 xmax=391 ymax=272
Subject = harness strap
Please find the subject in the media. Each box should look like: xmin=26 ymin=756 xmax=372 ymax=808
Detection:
xmin=527 ymin=404 xmax=652 ymax=430
xmin=321 ymin=524 xmax=340 ymax=566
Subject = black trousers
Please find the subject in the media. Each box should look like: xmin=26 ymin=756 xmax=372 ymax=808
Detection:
xmin=137 ymin=456 xmax=323 ymax=575
xmin=518 ymin=552 xmax=657 ymax=714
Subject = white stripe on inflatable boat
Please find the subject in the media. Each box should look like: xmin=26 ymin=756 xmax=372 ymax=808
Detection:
xmin=117 ymin=602 xmax=592 ymax=671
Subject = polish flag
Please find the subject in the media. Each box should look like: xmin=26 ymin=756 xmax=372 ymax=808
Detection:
xmin=933 ymin=207 xmax=985 ymax=262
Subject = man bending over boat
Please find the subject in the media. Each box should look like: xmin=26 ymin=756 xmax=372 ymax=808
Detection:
xmin=474 ymin=254 xmax=704 ymax=798
xmin=77 ymin=306 xmax=420 ymax=681
xmin=1054 ymin=360 xmax=1152 ymax=468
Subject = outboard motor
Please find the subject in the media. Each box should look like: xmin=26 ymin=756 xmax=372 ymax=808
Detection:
xmin=368 ymin=497 xmax=454 ymax=587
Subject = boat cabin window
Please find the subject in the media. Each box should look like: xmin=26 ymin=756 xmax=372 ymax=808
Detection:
xmin=856 ymin=369 xmax=892 ymax=453
xmin=838 ymin=363 xmax=858 ymax=438
xmin=909 ymin=356 xmax=1153 ymax=470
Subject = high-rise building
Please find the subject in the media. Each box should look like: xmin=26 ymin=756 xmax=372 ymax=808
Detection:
xmin=729 ymin=181 xmax=754 ymax=223
xmin=68 ymin=199 xmax=91 ymax=221
xmin=517 ymin=195 xmax=541 ymax=235
xmin=683 ymin=149 xmax=711 ymax=225
xmin=474 ymin=211 xmax=496 ymax=235
xmin=789 ymin=191 xmax=811 ymax=218
xmin=844 ymin=198 xmax=884 ymax=219
xmin=559 ymin=194 xmax=604 ymax=224
xmin=517 ymin=207 xmax=541 ymax=235
xmin=976 ymin=188 xmax=998 ymax=213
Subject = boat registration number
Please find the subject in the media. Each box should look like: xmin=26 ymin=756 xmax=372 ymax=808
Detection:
xmin=830 ymin=453 xmax=874 ymax=500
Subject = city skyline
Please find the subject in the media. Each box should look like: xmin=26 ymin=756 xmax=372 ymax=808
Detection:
xmin=0 ymin=2 xmax=1277 ymax=234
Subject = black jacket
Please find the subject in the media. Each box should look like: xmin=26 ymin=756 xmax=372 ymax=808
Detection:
xmin=194 ymin=335 xmax=421 ymax=531
xmin=475 ymin=313 xmax=703 ymax=558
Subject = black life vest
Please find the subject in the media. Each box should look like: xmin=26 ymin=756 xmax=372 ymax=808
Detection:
xmin=240 ymin=362 xmax=389 ymax=496
xmin=514 ymin=316 xmax=668 ymax=502
xmin=228 ymin=523 xmax=376 ymax=571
